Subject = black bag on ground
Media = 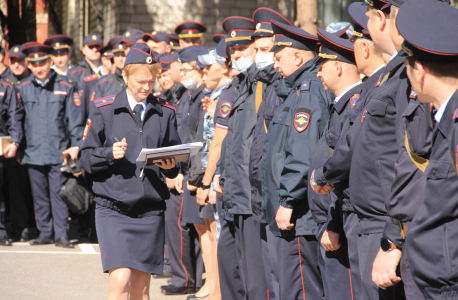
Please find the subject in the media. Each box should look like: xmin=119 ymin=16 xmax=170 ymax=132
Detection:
xmin=59 ymin=177 xmax=93 ymax=214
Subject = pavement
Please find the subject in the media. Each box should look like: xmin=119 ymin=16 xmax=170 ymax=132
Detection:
xmin=0 ymin=221 xmax=191 ymax=300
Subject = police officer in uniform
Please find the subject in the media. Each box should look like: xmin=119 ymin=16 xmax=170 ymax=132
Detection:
xmin=167 ymin=33 xmax=182 ymax=52
xmin=78 ymin=42 xmax=180 ymax=299
xmin=19 ymin=43 xmax=83 ymax=248
xmin=44 ymin=35 xmax=74 ymax=76
xmin=310 ymin=28 xmax=362 ymax=300
xmin=0 ymin=46 xmax=19 ymax=85
xmin=120 ymin=29 xmax=145 ymax=55
xmin=9 ymin=45 xmax=30 ymax=82
xmin=261 ymin=20 xmax=334 ymax=300
xmin=310 ymin=0 xmax=408 ymax=298
xmin=142 ymin=31 xmax=173 ymax=54
xmin=394 ymin=1 xmax=458 ymax=298
xmin=0 ymin=70 xmax=24 ymax=246
xmin=175 ymin=22 xmax=206 ymax=48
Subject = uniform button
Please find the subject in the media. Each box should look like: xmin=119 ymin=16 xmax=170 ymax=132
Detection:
xmin=431 ymin=169 xmax=436 ymax=176
xmin=371 ymin=108 xmax=375 ymax=112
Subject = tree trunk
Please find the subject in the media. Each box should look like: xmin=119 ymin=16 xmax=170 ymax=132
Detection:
xmin=295 ymin=0 xmax=318 ymax=34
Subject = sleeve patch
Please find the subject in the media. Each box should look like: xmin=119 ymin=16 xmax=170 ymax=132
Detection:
xmin=82 ymin=118 xmax=92 ymax=141
xmin=219 ymin=101 xmax=232 ymax=118
xmin=294 ymin=108 xmax=311 ymax=132
xmin=90 ymin=90 xmax=96 ymax=102
xmin=54 ymin=90 xmax=68 ymax=96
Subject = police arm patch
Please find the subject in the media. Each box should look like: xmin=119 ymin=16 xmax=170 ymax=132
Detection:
xmin=82 ymin=118 xmax=92 ymax=141
xmin=294 ymin=108 xmax=311 ymax=133
xmin=73 ymin=92 xmax=81 ymax=107
xmin=219 ymin=101 xmax=232 ymax=118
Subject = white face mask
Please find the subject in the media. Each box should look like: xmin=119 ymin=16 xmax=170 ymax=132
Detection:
xmin=181 ymin=71 xmax=201 ymax=90
xmin=232 ymin=55 xmax=253 ymax=74
xmin=255 ymin=52 xmax=274 ymax=70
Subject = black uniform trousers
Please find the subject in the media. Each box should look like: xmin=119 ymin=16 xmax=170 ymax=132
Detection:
xmin=217 ymin=195 xmax=245 ymax=300
xmin=275 ymin=234 xmax=325 ymax=300
xmin=261 ymin=224 xmax=279 ymax=300
xmin=343 ymin=211 xmax=362 ymax=300
xmin=5 ymin=160 xmax=35 ymax=236
xmin=357 ymin=232 xmax=405 ymax=300
xmin=316 ymin=222 xmax=353 ymax=300
xmin=400 ymin=243 xmax=424 ymax=300
xmin=165 ymin=183 xmax=203 ymax=288
xmin=28 ymin=164 xmax=69 ymax=239
xmin=0 ymin=165 xmax=6 ymax=236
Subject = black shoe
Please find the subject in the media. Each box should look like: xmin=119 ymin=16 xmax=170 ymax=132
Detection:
xmin=187 ymin=294 xmax=208 ymax=300
xmin=30 ymin=236 xmax=54 ymax=245
xmin=19 ymin=229 xmax=29 ymax=242
xmin=153 ymin=269 xmax=172 ymax=278
xmin=55 ymin=237 xmax=74 ymax=248
xmin=0 ymin=235 xmax=12 ymax=246
xmin=162 ymin=285 xmax=198 ymax=295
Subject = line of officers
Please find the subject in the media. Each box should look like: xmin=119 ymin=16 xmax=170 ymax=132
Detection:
xmin=0 ymin=0 xmax=457 ymax=299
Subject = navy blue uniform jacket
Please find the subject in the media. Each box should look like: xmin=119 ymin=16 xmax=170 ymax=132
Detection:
xmin=262 ymin=60 xmax=334 ymax=237
xmin=407 ymin=90 xmax=458 ymax=298
xmin=18 ymin=72 xmax=83 ymax=165
xmin=78 ymin=89 xmax=181 ymax=217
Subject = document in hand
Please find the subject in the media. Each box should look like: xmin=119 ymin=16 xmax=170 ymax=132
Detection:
xmin=0 ymin=136 xmax=11 ymax=156
xmin=136 ymin=142 xmax=203 ymax=166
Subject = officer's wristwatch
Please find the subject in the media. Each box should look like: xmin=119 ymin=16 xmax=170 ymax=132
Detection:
xmin=200 ymin=182 xmax=211 ymax=190
xmin=381 ymin=238 xmax=398 ymax=252
xmin=12 ymin=142 xmax=19 ymax=147
xmin=311 ymin=170 xmax=319 ymax=186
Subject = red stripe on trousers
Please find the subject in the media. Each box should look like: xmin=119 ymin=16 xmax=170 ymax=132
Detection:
xmin=178 ymin=196 xmax=189 ymax=287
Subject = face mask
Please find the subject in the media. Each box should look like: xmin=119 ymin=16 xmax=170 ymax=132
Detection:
xmin=255 ymin=53 xmax=274 ymax=70
xmin=232 ymin=55 xmax=253 ymax=74
xmin=181 ymin=71 xmax=201 ymax=90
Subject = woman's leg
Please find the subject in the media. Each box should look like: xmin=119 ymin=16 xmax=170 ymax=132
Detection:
xmin=130 ymin=269 xmax=151 ymax=300
xmin=108 ymin=268 xmax=132 ymax=300
xmin=194 ymin=222 xmax=212 ymax=297
xmin=206 ymin=218 xmax=222 ymax=300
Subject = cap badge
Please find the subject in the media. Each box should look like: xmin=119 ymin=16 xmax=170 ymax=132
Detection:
xmin=118 ymin=44 xmax=123 ymax=49
xmin=170 ymin=42 xmax=174 ymax=46
xmin=92 ymin=35 xmax=97 ymax=40
xmin=126 ymin=32 xmax=131 ymax=37
xmin=272 ymin=35 xmax=275 ymax=42
xmin=177 ymin=58 xmax=182 ymax=63
xmin=188 ymin=30 xmax=193 ymax=35
xmin=152 ymin=31 xmax=157 ymax=35
xmin=56 ymin=42 xmax=60 ymax=47
xmin=231 ymin=31 xmax=236 ymax=38
xmin=146 ymin=56 xmax=153 ymax=64
xmin=256 ymin=23 xmax=261 ymax=30
xmin=34 ymin=54 xmax=39 ymax=58
xmin=13 ymin=47 xmax=18 ymax=53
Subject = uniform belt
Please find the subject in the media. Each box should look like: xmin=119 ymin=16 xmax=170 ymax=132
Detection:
xmin=398 ymin=221 xmax=409 ymax=239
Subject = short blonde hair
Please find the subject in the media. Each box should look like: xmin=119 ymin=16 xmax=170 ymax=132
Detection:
xmin=123 ymin=63 xmax=161 ymax=77
xmin=187 ymin=61 xmax=204 ymax=76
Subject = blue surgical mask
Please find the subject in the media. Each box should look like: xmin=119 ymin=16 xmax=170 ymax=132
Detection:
xmin=181 ymin=72 xmax=201 ymax=90
xmin=232 ymin=55 xmax=253 ymax=74
xmin=255 ymin=53 xmax=274 ymax=70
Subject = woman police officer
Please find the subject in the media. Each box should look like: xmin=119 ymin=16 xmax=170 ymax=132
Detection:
xmin=78 ymin=43 xmax=181 ymax=300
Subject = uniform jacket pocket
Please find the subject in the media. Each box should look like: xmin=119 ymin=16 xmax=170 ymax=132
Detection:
xmin=367 ymin=99 xmax=388 ymax=117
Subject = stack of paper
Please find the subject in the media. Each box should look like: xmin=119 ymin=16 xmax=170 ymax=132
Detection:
xmin=136 ymin=142 xmax=203 ymax=166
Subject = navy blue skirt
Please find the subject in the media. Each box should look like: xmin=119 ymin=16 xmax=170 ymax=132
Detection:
xmin=95 ymin=204 xmax=165 ymax=274
xmin=181 ymin=173 xmax=205 ymax=225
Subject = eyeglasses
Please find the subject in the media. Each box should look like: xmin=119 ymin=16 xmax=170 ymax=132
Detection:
xmin=180 ymin=68 xmax=194 ymax=75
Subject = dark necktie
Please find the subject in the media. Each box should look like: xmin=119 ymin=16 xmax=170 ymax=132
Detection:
xmin=133 ymin=104 xmax=143 ymax=127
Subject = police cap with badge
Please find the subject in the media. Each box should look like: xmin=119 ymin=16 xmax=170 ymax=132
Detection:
xmin=142 ymin=31 xmax=173 ymax=46
xmin=397 ymin=0 xmax=458 ymax=64
xmin=362 ymin=0 xmax=391 ymax=13
xmin=314 ymin=27 xmax=356 ymax=65
xmin=44 ymin=35 xmax=73 ymax=54
xmin=83 ymin=33 xmax=103 ymax=47
xmin=178 ymin=46 xmax=209 ymax=69
xmin=222 ymin=16 xmax=256 ymax=46
xmin=252 ymin=7 xmax=293 ymax=38
xmin=212 ymin=34 xmax=226 ymax=44
xmin=98 ymin=44 xmax=114 ymax=60
xmin=175 ymin=21 xmax=206 ymax=42
xmin=270 ymin=20 xmax=319 ymax=52
xmin=9 ymin=45 xmax=26 ymax=60
xmin=348 ymin=2 xmax=372 ymax=41
xmin=22 ymin=43 xmax=53 ymax=65
xmin=107 ymin=36 xmax=124 ymax=55
xmin=120 ymin=29 xmax=145 ymax=45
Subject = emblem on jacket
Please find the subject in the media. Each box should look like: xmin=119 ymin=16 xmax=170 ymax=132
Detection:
xmin=220 ymin=101 xmax=232 ymax=118
xmin=294 ymin=111 xmax=310 ymax=132
xmin=361 ymin=108 xmax=367 ymax=123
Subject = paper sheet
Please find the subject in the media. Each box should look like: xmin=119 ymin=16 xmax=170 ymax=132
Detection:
xmin=136 ymin=142 xmax=203 ymax=162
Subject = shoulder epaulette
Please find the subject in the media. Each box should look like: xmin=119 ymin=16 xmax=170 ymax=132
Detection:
xmin=0 ymin=80 xmax=13 ymax=88
xmin=299 ymin=80 xmax=311 ymax=92
xmin=83 ymin=74 xmax=98 ymax=83
xmin=58 ymin=80 xmax=73 ymax=88
xmin=158 ymin=98 xmax=177 ymax=111
xmin=203 ymin=87 xmax=212 ymax=95
xmin=70 ymin=68 xmax=85 ymax=76
xmin=223 ymin=81 xmax=233 ymax=90
xmin=94 ymin=95 xmax=116 ymax=108
xmin=17 ymin=80 xmax=32 ymax=89
xmin=99 ymin=77 xmax=112 ymax=85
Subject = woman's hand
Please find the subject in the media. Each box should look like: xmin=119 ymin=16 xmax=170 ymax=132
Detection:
xmin=175 ymin=174 xmax=184 ymax=193
xmin=112 ymin=138 xmax=127 ymax=159
xmin=187 ymin=182 xmax=198 ymax=192
xmin=208 ymin=190 xmax=217 ymax=205
xmin=202 ymin=96 xmax=218 ymax=119
xmin=213 ymin=174 xmax=223 ymax=196
xmin=166 ymin=178 xmax=176 ymax=190
xmin=155 ymin=158 xmax=176 ymax=170
xmin=197 ymin=187 xmax=210 ymax=205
